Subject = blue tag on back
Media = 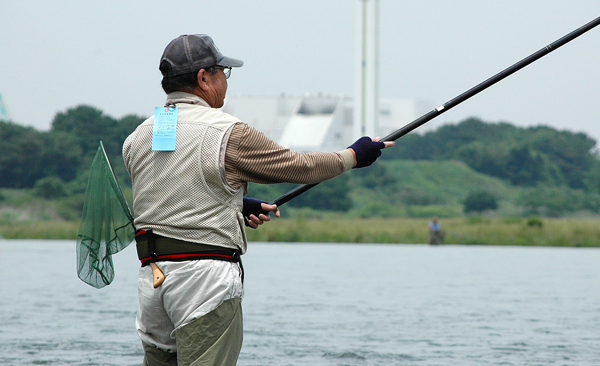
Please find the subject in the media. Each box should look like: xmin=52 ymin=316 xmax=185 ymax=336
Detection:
xmin=152 ymin=107 xmax=178 ymax=151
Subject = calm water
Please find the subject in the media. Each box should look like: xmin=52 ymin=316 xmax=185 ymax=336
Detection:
xmin=1 ymin=240 xmax=599 ymax=366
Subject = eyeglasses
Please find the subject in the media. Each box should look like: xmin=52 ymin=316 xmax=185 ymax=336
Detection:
xmin=216 ymin=66 xmax=232 ymax=79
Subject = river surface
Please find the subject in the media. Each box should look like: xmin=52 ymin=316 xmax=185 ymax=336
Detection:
xmin=1 ymin=240 xmax=599 ymax=365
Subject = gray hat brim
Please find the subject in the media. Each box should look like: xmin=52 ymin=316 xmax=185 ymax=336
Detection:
xmin=217 ymin=55 xmax=244 ymax=68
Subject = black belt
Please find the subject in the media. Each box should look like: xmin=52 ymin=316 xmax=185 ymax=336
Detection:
xmin=135 ymin=230 xmax=244 ymax=281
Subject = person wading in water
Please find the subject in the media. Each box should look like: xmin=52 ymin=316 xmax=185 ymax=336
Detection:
xmin=428 ymin=216 xmax=444 ymax=244
xmin=123 ymin=34 xmax=394 ymax=366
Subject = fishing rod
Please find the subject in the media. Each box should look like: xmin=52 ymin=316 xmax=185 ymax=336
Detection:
xmin=270 ymin=15 xmax=600 ymax=208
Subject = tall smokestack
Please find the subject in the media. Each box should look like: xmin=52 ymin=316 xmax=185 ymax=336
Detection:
xmin=353 ymin=0 xmax=380 ymax=139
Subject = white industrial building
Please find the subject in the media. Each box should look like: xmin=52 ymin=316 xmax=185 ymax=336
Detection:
xmin=222 ymin=94 xmax=433 ymax=152
xmin=220 ymin=2 xmax=435 ymax=153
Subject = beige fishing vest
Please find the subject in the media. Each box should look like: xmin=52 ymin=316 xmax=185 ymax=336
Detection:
xmin=123 ymin=99 xmax=248 ymax=253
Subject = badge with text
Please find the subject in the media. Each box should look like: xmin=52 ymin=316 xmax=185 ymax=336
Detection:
xmin=152 ymin=107 xmax=178 ymax=151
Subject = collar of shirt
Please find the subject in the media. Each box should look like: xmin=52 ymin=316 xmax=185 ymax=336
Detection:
xmin=165 ymin=92 xmax=210 ymax=108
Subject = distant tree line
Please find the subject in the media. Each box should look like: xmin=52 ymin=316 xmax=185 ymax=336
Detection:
xmin=382 ymin=118 xmax=600 ymax=193
xmin=0 ymin=105 xmax=145 ymax=189
xmin=2 ymin=107 xmax=600 ymax=217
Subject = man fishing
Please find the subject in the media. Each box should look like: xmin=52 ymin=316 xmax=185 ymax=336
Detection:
xmin=428 ymin=216 xmax=444 ymax=244
xmin=122 ymin=34 xmax=393 ymax=366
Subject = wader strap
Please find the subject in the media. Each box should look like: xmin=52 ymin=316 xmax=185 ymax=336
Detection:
xmin=146 ymin=229 xmax=158 ymax=258
xmin=135 ymin=230 xmax=244 ymax=282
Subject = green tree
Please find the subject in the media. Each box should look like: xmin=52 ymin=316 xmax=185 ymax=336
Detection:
xmin=110 ymin=114 xmax=146 ymax=186
xmin=381 ymin=118 xmax=597 ymax=190
xmin=455 ymin=141 xmax=508 ymax=179
xmin=505 ymin=145 xmax=545 ymax=186
xmin=113 ymin=114 xmax=146 ymax=145
xmin=41 ymin=131 xmax=83 ymax=182
xmin=527 ymin=127 xmax=595 ymax=189
xmin=0 ymin=121 xmax=45 ymax=188
xmin=463 ymin=191 xmax=498 ymax=213
xmin=288 ymin=174 xmax=352 ymax=211
xmin=382 ymin=133 xmax=435 ymax=160
xmin=51 ymin=105 xmax=119 ymax=157
xmin=349 ymin=163 xmax=397 ymax=191
xmin=34 ymin=176 xmax=69 ymax=199
xmin=515 ymin=186 xmax=587 ymax=217
xmin=1 ymin=106 xmax=143 ymax=189
xmin=584 ymin=159 xmax=600 ymax=194
xmin=429 ymin=118 xmax=519 ymax=161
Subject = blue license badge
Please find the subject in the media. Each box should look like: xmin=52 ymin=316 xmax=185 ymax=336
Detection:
xmin=152 ymin=107 xmax=178 ymax=151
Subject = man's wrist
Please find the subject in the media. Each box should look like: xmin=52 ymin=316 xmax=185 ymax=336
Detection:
xmin=339 ymin=149 xmax=356 ymax=171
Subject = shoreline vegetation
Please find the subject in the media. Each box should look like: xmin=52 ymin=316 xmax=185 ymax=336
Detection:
xmin=1 ymin=218 xmax=599 ymax=247
xmin=4 ymin=114 xmax=600 ymax=248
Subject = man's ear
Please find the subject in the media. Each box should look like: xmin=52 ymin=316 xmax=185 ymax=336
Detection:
xmin=196 ymin=69 xmax=209 ymax=90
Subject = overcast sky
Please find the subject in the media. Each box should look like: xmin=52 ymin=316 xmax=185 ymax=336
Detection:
xmin=1 ymin=1 xmax=599 ymax=143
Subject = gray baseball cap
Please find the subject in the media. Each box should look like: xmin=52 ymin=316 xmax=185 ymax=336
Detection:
xmin=159 ymin=34 xmax=244 ymax=77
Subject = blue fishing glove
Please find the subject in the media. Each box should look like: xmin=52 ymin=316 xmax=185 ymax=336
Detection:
xmin=242 ymin=197 xmax=268 ymax=228
xmin=348 ymin=136 xmax=386 ymax=168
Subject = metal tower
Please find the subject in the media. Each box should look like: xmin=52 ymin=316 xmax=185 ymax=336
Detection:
xmin=0 ymin=94 xmax=10 ymax=122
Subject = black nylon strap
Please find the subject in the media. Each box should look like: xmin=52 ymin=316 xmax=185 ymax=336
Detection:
xmin=135 ymin=230 xmax=244 ymax=282
xmin=146 ymin=229 xmax=158 ymax=258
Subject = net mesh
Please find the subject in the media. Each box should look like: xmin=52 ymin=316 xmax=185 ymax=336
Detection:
xmin=76 ymin=142 xmax=135 ymax=289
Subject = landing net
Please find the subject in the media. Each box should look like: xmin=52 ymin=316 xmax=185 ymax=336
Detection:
xmin=76 ymin=142 xmax=134 ymax=288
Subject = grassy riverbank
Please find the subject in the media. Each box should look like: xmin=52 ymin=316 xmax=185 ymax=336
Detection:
xmin=0 ymin=221 xmax=80 ymax=240
xmin=245 ymin=217 xmax=600 ymax=247
xmin=2 ymin=218 xmax=599 ymax=247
